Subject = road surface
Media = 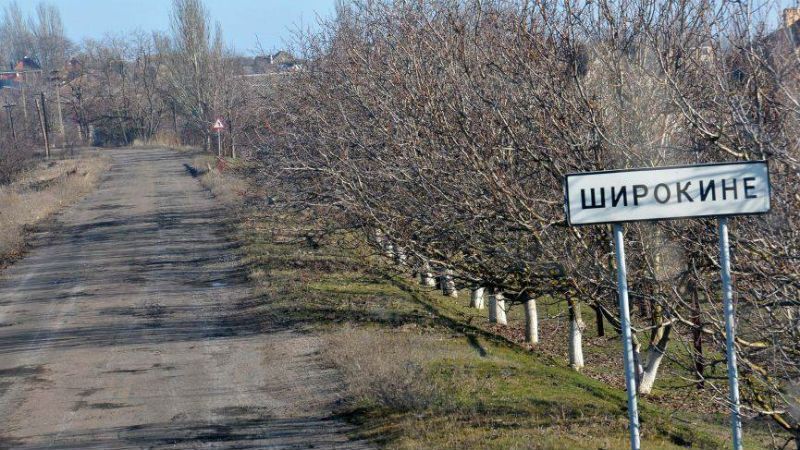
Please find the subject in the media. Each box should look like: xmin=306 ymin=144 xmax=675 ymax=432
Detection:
xmin=0 ymin=148 xmax=367 ymax=449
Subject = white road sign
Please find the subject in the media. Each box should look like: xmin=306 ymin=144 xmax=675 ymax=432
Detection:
xmin=565 ymin=161 xmax=770 ymax=225
xmin=211 ymin=118 xmax=225 ymax=131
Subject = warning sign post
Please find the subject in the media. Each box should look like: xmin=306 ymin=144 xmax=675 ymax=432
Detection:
xmin=211 ymin=117 xmax=225 ymax=157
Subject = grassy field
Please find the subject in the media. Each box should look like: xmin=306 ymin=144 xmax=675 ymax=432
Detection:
xmin=195 ymin=157 xmax=778 ymax=449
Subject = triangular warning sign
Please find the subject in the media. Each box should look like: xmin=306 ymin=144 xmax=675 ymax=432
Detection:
xmin=212 ymin=118 xmax=225 ymax=130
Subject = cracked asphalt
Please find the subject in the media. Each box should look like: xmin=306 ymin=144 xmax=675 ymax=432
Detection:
xmin=0 ymin=148 xmax=368 ymax=449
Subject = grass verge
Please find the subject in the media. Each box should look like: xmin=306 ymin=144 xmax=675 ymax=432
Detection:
xmin=0 ymin=154 xmax=110 ymax=265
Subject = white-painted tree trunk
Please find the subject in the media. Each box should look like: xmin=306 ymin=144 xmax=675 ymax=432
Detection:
xmin=373 ymin=229 xmax=385 ymax=247
xmin=637 ymin=325 xmax=671 ymax=395
xmin=383 ymin=241 xmax=394 ymax=259
xmin=393 ymin=245 xmax=407 ymax=265
xmin=569 ymin=318 xmax=584 ymax=370
xmin=419 ymin=260 xmax=436 ymax=287
xmin=567 ymin=299 xmax=584 ymax=370
xmin=441 ymin=269 xmax=458 ymax=297
xmin=524 ymin=297 xmax=538 ymax=344
xmin=632 ymin=342 xmax=644 ymax=387
xmin=470 ymin=287 xmax=485 ymax=309
xmin=638 ymin=346 xmax=666 ymax=395
xmin=489 ymin=291 xmax=507 ymax=325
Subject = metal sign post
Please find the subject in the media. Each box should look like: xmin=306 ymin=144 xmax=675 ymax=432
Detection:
xmin=718 ymin=217 xmax=743 ymax=450
xmin=612 ymin=223 xmax=641 ymax=450
xmin=563 ymin=161 xmax=771 ymax=450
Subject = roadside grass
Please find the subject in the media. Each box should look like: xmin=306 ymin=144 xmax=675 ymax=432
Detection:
xmin=189 ymin=155 xmax=249 ymax=205
xmin=232 ymin=206 xmax=775 ymax=449
xmin=191 ymin=158 xmax=775 ymax=449
xmin=432 ymin=287 xmax=734 ymax=417
xmin=0 ymin=155 xmax=110 ymax=265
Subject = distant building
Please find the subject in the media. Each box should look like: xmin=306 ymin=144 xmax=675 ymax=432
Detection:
xmin=0 ymin=72 xmax=15 ymax=89
xmin=232 ymin=51 xmax=304 ymax=77
xmin=270 ymin=51 xmax=294 ymax=65
xmin=764 ymin=8 xmax=800 ymax=58
xmin=14 ymin=56 xmax=41 ymax=73
xmin=1 ymin=56 xmax=43 ymax=88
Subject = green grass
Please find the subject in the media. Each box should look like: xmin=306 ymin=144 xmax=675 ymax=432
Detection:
xmin=233 ymin=208 xmax=773 ymax=449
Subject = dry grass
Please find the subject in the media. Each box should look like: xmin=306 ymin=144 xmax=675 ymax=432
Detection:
xmin=326 ymin=325 xmax=470 ymax=414
xmin=190 ymin=155 xmax=249 ymax=205
xmin=0 ymin=156 xmax=110 ymax=263
xmin=0 ymin=147 xmax=34 ymax=185
xmin=131 ymin=131 xmax=195 ymax=151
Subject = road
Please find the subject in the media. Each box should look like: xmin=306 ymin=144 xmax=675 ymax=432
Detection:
xmin=0 ymin=148 xmax=367 ymax=449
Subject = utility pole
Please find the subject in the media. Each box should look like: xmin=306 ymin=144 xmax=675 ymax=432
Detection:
xmin=34 ymin=92 xmax=50 ymax=158
xmin=74 ymin=86 xmax=85 ymax=143
xmin=3 ymin=103 xmax=17 ymax=144
xmin=50 ymin=70 xmax=65 ymax=145
xmin=19 ymin=71 xmax=28 ymax=122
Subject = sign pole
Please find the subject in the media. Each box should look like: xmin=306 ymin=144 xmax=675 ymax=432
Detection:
xmin=718 ymin=217 xmax=743 ymax=450
xmin=565 ymin=161 xmax=770 ymax=449
xmin=612 ymin=223 xmax=641 ymax=450
xmin=217 ymin=129 xmax=221 ymax=157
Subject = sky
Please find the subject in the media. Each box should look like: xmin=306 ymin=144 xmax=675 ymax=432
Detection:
xmin=2 ymin=0 xmax=798 ymax=55
xmin=0 ymin=0 xmax=338 ymax=55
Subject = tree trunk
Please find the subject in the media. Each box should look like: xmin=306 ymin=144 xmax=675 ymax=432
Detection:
xmin=441 ymin=269 xmax=457 ymax=297
xmin=373 ymin=229 xmax=385 ymax=247
xmin=489 ymin=289 xmax=507 ymax=325
xmin=638 ymin=347 xmax=665 ymax=395
xmin=638 ymin=295 xmax=651 ymax=319
xmin=229 ymin=119 xmax=236 ymax=159
xmin=691 ymin=283 xmax=705 ymax=389
xmin=638 ymin=325 xmax=672 ymax=395
xmin=593 ymin=304 xmax=605 ymax=337
xmin=383 ymin=241 xmax=394 ymax=259
xmin=172 ymin=103 xmax=180 ymax=144
xmin=524 ymin=296 xmax=539 ymax=344
xmin=470 ymin=287 xmax=485 ymax=309
xmin=419 ymin=260 xmax=436 ymax=287
xmin=632 ymin=340 xmax=644 ymax=388
xmin=34 ymin=95 xmax=50 ymax=159
xmin=567 ymin=294 xmax=584 ymax=370
xmin=393 ymin=245 xmax=407 ymax=265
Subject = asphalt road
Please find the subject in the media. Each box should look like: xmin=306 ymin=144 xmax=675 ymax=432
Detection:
xmin=0 ymin=148 xmax=368 ymax=449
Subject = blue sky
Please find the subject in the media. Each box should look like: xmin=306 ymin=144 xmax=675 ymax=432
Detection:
xmin=0 ymin=0 xmax=337 ymax=55
xmin=2 ymin=0 xmax=796 ymax=54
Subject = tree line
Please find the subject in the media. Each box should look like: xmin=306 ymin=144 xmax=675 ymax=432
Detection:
xmin=0 ymin=0 xmax=262 ymax=182
xmin=254 ymin=0 xmax=799 ymax=446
